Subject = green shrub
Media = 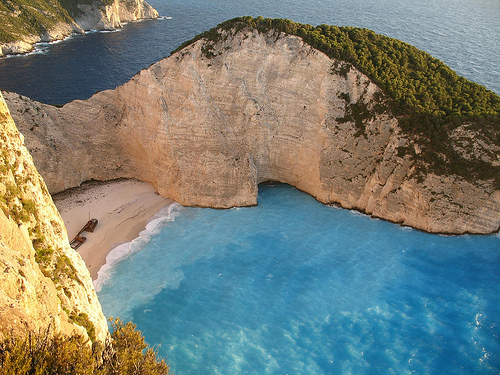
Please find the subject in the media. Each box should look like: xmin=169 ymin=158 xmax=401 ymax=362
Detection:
xmin=53 ymin=254 xmax=80 ymax=284
xmin=69 ymin=312 xmax=96 ymax=342
xmin=22 ymin=198 xmax=37 ymax=217
xmin=0 ymin=319 xmax=171 ymax=375
xmin=0 ymin=0 xmax=116 ymax=43
xmin=0 ymin=327 xmax=95 ymax=375
xmin=107 ymin=318 xmax=170 ymax=374
xmin=34 ymin=245 xmax=54 ymax=267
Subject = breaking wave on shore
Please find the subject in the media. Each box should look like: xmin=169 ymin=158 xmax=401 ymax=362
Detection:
xmin=94 ymin=202 xmax=183 ymax=292
xmin=97 ymin=184 xmax=500 ymax=374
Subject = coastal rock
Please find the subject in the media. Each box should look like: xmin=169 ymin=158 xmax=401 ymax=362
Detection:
xmin=0 ymin=40 xmax=34 ymax=56
xmin=0 ymin=92 xmax=108 ymax=341
xmin=74 ymin=0 xmax=159 ymax=30
xmin=118 ymin=0 xmax=159 ymax=23
xmin=74 ymin=2 xmax=119 ymax=31
xmin=4 ymin=29 xmax=500 ymax=234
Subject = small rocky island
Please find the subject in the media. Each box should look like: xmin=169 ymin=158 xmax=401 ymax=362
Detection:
xmin=0 ymin=15 xmax=498 ymax=373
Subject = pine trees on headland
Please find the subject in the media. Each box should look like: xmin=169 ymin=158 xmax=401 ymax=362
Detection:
xmin=176 ymin=16 xmax=499 ymax=121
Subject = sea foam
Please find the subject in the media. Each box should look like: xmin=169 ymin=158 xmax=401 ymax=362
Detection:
xmin=93 ymin=202 xmax=182 ymax=292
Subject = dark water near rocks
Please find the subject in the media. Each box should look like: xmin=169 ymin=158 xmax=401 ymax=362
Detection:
xmin=0 ymin=0 xmax=499 ymax=104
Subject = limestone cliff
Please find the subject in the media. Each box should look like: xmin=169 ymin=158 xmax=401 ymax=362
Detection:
xmin=0 ymin=0 xmax=158 ymax=57
xmin=0 ymin=92 xmax=107 ymax=341
xmin=4 ymin=27 xmax=500 ymax=234
xmin=74 ymin=0 xmax=159 ymax=31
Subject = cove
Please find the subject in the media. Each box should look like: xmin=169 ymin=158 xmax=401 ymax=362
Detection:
xmin=97 ymin=184 xmax=500 ymax=374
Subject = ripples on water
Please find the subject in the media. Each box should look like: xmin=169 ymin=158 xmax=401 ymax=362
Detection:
xmin=0 ymin=0 xmax=498 ymax=104
xmin=97 ymin=184 xmax=500 ymax=374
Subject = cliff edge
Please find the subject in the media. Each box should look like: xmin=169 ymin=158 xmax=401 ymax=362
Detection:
xmin=4 ymin=20 xmax=500 ymax=234
xmin=0 ymin=0 xmax=159 ymax=57
xmin=0 ymin=91 xmax=107 ymax=342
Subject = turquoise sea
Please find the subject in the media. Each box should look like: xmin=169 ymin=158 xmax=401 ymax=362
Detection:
xmin=97 ymin=184 xmax=500 ymax=374
xmin=2 ymin=0 xmax=499 ymax=373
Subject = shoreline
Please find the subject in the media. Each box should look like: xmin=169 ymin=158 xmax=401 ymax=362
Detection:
xmin=1 ymin=16 xmax=166 ymax=59
xmin=53 ymin=179 xmax=173 ymax=280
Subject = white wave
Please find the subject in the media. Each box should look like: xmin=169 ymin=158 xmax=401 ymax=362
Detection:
xmin=397 ymin=225 xmax=413 ymax=231
xmin=93 ymin=202 xmax=182 ymax=292
xmin=86 ymin=28 xmax=120 ymax=34
xmin=438 ymin=233 xmax=459 ymax=238
xmin=326 ymin=203 xmax=342 ymax=210
xmin=3 ymin=44 xmax=51 ymax=58
xmin=99 ymin=29 xmax=121 ymax=33
xmin=159 ymin=16 xmax=173 ymax=20
xmin=17 ymin=49 xmax=48 ymax=57
xmin=349 ymin=209 xmax=368 ymax=217
xmin=36 ymin=40 xmax=61 ymax=47
xmin=2 ymin=32 xmax=78 ymax=59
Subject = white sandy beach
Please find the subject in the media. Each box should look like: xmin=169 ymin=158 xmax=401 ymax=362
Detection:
xmin=53 ymin=179 xmax=173 ymax=280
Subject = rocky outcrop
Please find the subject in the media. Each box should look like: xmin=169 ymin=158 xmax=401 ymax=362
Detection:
xmin=118 ymin=0 xmax=159 ymax=23
xmin=0 ymin=0 xmax=158 ymax=57
xmin=4 ymin=29 xmax=500 ymax=234
xmin=0 ymin=22 xmax=83 ymax=57
xmin=74 ymin=0 xmax=159 ymax=31
xmin=0 ymin=92 xmax=107 ymax=341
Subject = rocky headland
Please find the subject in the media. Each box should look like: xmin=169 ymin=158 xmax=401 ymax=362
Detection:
xmin=4 ymin=18 xmax=500 ymax=234
xmin=0 ymin=0 xmax=158 ymax=57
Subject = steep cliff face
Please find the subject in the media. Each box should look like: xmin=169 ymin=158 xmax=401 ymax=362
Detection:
xmin=0 ymin=92 xmax=107 ymax=341
xmin=0 ymin=0 xmax=158 ymax=56
xmin=74 ymin=0 xmax=159 ymax=31
xmin=4 ymin=29 xmax=500 ymax=234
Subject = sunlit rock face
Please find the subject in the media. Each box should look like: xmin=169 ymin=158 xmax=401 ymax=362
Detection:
xmin=75 ymin=0 xmax=159 ymax=31
xmin=4 ymin=28 xmax=500 ymax=234
xmin=0 ymin=92 xmax=108 ymax=342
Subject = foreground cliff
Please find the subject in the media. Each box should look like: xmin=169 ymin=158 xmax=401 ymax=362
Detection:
xmin=0 ymin=91 xmax=107 ymax=341
xmin=0 ymin=0 xmax=158 ymax=56
xmin=4 ymin=19 xmax=500 ymax=234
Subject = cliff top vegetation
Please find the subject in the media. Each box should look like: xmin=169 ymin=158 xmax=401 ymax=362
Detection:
xmin=173 ymin=16 xmax=500 ymax=119
xmin=173 ymin=16 xmax=500 ymax=187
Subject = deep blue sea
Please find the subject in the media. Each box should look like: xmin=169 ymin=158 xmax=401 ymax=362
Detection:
xmin=3 ymin=0 xmax=500 ymax=373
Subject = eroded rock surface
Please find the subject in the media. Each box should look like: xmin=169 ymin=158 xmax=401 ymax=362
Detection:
xmin=4 ymin=29 xmax=500 ymax=234
xmin=0 ymin=92 xmax=107 ymax=342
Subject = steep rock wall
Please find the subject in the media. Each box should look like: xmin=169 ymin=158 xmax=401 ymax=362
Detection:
xmin=75 ymin=0 xmax=159 ymax=31
xmin=0 ymin=92 xmax=108 ymax=341
xmin=4 ymin=29 xmax=500 ymax=234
